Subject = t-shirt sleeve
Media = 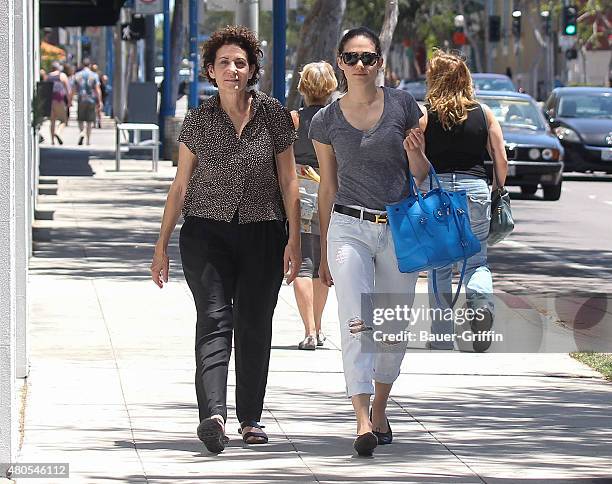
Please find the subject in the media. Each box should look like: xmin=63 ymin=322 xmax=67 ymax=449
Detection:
xmin=401 ymin=90 xmax=424 ymax=130
xmin=266 ymin=97 xmax=298 ymax=154
xmin=177 ymin=108 xmax=198 ymax=155
xmin=308 ymin=108 xmax=330 ymax=145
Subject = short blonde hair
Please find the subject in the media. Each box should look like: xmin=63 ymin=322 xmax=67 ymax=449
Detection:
xmin=298 ymin=61 xmax=338 ymax=101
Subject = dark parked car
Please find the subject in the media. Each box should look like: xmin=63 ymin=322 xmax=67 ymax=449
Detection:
xmin=473 ymin=73 xmax=517 ymax=92
xmin=544 ymin=87 xmax=612 ymax=173
xmin=398 ymin=78 xmax=426 ymax=101
xmin=477 ymin=91 xmax=564 ymax=201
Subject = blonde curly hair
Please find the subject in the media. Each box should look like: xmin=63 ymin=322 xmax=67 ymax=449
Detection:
xmin=425 ymin=50 xmax=478 ymax=131
xmin=298 ymin=61 xmax=338 ymax=102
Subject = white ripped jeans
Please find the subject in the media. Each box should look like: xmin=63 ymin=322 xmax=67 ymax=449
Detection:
xmin=327 ymin=207 xmax=419 ymax=397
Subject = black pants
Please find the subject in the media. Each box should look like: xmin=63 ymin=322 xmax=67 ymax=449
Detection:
xmin=179 ymin=215 xmax=286 ymax=424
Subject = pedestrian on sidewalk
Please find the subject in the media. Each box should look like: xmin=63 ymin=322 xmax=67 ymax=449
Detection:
xmin=73 ymin=58 xmax=102 ymax=145
xmin=47 ymin=61 xmax=71 ymax=145
xmin=309 ymin=27 xmax=430 ymax=456
xmin=419 ymin=50 xmax=508 ymax=352
xmin=150 ymin=25 xmax=301 ymax=455
xmin=290 ymin=61 xmax=337 ymax=351
xmin=63 ymin=63 xmax=75 ymax=125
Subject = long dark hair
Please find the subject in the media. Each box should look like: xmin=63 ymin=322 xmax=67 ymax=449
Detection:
xmin=337 ymin=26 xmax=382 ymax=93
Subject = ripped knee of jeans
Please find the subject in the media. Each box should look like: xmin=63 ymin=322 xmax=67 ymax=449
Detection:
xmin=348 ymin=318 xmax=373 ymax=335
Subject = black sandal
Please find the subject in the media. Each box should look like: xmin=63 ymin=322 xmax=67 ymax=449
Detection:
xmin=238 ymin=420 xmax=268 ymax=444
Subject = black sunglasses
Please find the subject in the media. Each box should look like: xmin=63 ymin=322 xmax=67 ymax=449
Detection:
xmin=340 ymin=51 xmax=380 ymax=67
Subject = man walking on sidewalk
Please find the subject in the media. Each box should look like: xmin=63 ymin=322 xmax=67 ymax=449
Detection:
xmin=73 ymin=58 xmax=103 ymax=145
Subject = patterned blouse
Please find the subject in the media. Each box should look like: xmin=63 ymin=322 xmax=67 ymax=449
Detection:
xmin=177 ymin=90 xmax=297 ymax=223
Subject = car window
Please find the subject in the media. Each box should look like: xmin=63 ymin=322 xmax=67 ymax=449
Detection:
xmin=478 ymin=97 xmax=546 ymax=130
xmin=398 ymin=80 xmax=426 ymax=100
xmin=558 ymin=93 xmax=612 ymax=119
xmin=473 ymin=77 xmax=516 ymax=92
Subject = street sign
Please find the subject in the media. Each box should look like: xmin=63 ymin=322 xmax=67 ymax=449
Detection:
xmin=558 ymin=34 xmax=575 ymax=50
xmin=121 ymin=17 xmax=146 ymax=41
xmin=134 ymin=0 xmax=163 ymax=15
xmin=205 ymin=0 xmax=297 ymax=11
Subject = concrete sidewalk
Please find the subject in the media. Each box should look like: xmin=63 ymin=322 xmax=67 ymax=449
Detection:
xmin=15 ymin=146 xmax=612 ymax=483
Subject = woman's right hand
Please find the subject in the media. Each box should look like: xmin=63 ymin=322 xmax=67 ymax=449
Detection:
xmin=151 ymin=249 xmax=169 ymax=288
xmin=319 ymin=256 xmax=334 ymax=287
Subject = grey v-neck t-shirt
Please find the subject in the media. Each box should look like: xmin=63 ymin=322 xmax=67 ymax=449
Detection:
xmin=309 ymin=87 xmax=423 ymax=210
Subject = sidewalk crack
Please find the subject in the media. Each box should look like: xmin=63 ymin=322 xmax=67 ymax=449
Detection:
xmin=393 ymin=398 xmax=487 ymax=483
xmin=265 ymin=405 xmax=320 ymax=483
xmin=92 ymin=279 xmax=149 ymax=483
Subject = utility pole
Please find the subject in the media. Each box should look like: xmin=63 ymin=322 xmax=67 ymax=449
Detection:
xmin=159 ymin=0 xmax=172 ymax=155
xmin=272 ymin=0 xmax=286 ymax=104
xmin=484 ymin=0 xmax=491 ymax=72
xmin=236 ymin=0 xmax=259 ymax=34
xmin=188 ymin=0 xmax=199 ymax=108
xmin=145 ymin=16 xmax=156 ymax=82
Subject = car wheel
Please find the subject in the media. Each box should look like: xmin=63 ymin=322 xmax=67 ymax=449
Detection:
xmin=521 ymin=184 xmax=538 ymax=195
xmin=543 ymin=182 xmax=562 ymax=201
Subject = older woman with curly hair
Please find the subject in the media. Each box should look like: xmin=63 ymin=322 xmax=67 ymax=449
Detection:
xmin=150 ymin=25 xmax=301 ymax=454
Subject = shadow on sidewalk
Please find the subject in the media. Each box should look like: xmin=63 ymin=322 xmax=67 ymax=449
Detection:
xmin=40 ymin=147 xmax=95 ymax=177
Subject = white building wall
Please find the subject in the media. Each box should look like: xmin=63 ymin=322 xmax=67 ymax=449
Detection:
xmin=0 ymin=0 xmax=18 ymax=469
xmin=14 ymin=0 xmax=30 ymax=381
xmin=1 ymin=0 xmax=33 ymax=470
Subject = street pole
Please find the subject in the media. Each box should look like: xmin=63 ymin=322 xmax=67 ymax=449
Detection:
xmin=145 ymin=15 xmax=156 ymax=82
xmin=484 ymin=0 xmax=491 ymax=72
xmin=106 ymin=26 xmax=114 ymax=116
xmin=77 ymin=26 xmax=82 ymax=66
xmin=160 ymin=0 xmax=172 ymax=155
xmin=272 ymin=0 xmax=286 ymax=104
xmin=236 ymin=0 xmax=259 ymax=34
xmin=188 ymin=0 xmax=199 ymax=109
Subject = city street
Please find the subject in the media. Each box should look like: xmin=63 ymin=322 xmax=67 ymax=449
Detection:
xmin=9 ymin=123 xmax=612 ymax=482
xmin=491 ymin=177 xmax=612 ymax=294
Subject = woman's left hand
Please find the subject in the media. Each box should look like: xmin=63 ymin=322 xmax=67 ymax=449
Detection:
xmin=283 ymin=239 xmax=301 ymax=285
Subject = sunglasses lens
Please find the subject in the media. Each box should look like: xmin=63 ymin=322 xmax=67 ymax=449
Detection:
xmin=361 ymin=53 xmax=378 ymax=66
xmin=342 ymin=52 xmax=359 ymax=65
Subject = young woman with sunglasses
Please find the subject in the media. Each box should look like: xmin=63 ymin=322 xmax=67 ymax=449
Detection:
xmin=309 ymin=27 xmax=430 ymax=456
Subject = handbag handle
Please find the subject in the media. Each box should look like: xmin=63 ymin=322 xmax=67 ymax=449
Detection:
xmin=481 ymin=104 xmax=503 ymax=190
xmin=407 ymin=160 xmax=443 ymax=198
xmin=432 ymin=204 xmax=472 ymax=308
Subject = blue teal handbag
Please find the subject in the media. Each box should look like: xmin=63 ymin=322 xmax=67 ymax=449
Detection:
xmin=385 ymin=165 xmax=481 ymax=308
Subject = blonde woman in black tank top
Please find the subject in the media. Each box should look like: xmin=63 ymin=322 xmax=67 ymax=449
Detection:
xmin=289 ymin=62 xmax=337 ymax=351
xmin=419 ymin=50 xmax=509 ymax=353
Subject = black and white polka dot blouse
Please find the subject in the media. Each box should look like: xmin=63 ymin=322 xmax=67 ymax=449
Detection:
xmin=177 ymin=90 xmax=297 ymax=223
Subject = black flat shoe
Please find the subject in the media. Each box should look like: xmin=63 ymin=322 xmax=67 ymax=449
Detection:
xmin=197 ymin=417 xmax=228 ymax=454
xmin=370 ymin=409 xmax=393 ymax=445
xmin=353 ymin=432 xmax=377 ymax=456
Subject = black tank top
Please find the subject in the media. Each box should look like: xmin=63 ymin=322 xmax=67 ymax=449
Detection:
xmin=294 ymin=105 xmax=324 ymax=168
xmin=424 ymin=103 xmax=488 ymax=178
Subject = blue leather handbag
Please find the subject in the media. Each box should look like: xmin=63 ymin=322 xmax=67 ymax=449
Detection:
xmin=385 ymin=165 xmax=481 ymax=308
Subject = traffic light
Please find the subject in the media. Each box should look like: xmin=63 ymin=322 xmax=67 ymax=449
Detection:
xmin=512 ymin=10 xmax=522 ymax=38
xmin=489 ymin=15 xmax=501 ymax=42
xmin=563 ymin=5 xmax=578 ymax=36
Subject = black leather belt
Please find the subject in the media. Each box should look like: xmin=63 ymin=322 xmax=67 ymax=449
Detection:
xmin=333 ymin=204 xmax=388 ymax=224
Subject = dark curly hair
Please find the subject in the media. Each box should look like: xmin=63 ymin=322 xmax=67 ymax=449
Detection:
xmin=201 ymin=25 xmax=263 ymax=87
